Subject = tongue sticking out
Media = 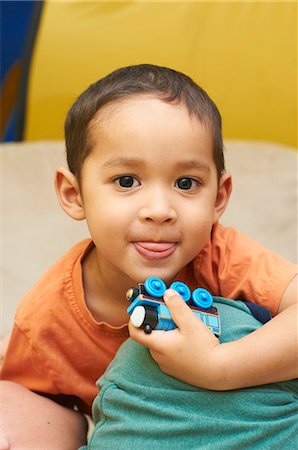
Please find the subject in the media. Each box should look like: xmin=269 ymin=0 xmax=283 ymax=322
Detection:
xmin=134 ymin=242 xmax=176 ymax=259
xmin=139 ymin=242 xmax=174 ymax=252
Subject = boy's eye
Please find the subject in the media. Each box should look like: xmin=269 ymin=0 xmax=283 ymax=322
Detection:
xmin=175 ymin=177 xmax=199 ymax=190
xmin=115 ymin=176 xmax=140 ymax=189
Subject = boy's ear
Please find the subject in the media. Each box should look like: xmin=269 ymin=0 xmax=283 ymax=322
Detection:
xmin=213 ymin=171 xmax=232 ymax=223
xmin=55 ymin=167 xmax=85 ymax=220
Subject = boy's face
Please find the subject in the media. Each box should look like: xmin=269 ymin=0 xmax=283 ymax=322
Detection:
xmin=78 ymin=96 xmax=229 ymax=286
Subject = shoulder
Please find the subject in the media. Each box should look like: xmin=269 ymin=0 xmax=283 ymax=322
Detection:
xmin=194 ymin=223 xmax=257 ymax=269
xmin=200 ymin=223 xmax=297 ymax=314
xmin=206 ymin=222 xmax=284 ymax=259
xmin=15 ymin=239 xmax=93 ymax=327
xmin=211 ymin=222 xmax=256 ymax=247
xmin=205 ymin=222 xmax=297 ymax=280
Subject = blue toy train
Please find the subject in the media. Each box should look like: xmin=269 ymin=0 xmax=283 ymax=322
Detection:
xmin=127 ymin=276 xmax=221 ymax=336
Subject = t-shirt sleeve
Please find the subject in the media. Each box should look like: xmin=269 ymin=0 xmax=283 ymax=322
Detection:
xmin=0 ymin=323 xmax=59 ymax=394
xmin=194 ymin=223 xmax=297 ymax=316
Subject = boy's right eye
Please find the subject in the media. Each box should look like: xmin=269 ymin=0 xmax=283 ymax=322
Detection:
xmin=114 ymin=176 xmax=140 ymax=189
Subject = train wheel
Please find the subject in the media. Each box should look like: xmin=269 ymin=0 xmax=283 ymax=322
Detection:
xmin=192 ymin=288 xmax=213 ymax=309
xmin=144 ymin=277 xmax=167 ymax=298
xmin=169 ymin=281 xmax=191 ymax=302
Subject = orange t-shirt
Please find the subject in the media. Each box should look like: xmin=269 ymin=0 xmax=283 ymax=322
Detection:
xmin=1 ymin=223 xmax=296 ymax=414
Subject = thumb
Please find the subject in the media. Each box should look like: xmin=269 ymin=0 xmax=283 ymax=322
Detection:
xmin=164 ymin=289 xmax=199 ymax=332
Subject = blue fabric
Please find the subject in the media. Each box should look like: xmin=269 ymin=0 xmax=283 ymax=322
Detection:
xmin=84 ymin=298 xmax=298 ymax=449
xmin=240 ymin=300 xmax=272 ymax=324
xmin=0 ymin=0 xmax=42 ymax=141
xmin=0 ymin=1 xmax=35 ymax=82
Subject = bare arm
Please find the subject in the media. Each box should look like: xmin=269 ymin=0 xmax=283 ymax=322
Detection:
xmin=1 ymin=381 xmax=88 ymax=450
xmin=129 ymin=276 xmax=298 ymax=390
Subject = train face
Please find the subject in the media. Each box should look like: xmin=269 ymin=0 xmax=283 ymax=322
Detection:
xmin=127 ymin=277 xmax=221 ymax=336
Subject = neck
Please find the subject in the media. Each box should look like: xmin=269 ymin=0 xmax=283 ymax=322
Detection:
xmin=81 ymin=246 xmax=133 ymax=326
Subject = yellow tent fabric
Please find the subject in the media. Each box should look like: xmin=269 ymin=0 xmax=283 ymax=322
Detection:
xmin=25 ymin=1 xmax=297 ymax=147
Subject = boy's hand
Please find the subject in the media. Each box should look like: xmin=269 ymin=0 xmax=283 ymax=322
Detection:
xmin=128 ymin=289 xmax=223 ymax=389
xmin=130 ymin=279 xmax=298 ymax=390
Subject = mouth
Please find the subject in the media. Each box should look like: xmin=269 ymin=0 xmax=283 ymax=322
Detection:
xmin=133 ymin=241 xmax=177 ymax=260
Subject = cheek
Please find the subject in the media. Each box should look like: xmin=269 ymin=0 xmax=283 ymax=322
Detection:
xmin=182 ymin=207 xmax=214 ymax=246
xmin=84 ymin=198 xmax=132 ymax=238
xmin=183 ymin=200 xmax=215 ymax=228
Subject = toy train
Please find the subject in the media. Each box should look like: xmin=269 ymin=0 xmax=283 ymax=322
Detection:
xmin=127 ymin=276 xmax=221 ymax=336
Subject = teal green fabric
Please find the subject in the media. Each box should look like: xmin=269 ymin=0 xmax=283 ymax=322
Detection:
xmin=85 ymin=298 xmax=298 ymax=449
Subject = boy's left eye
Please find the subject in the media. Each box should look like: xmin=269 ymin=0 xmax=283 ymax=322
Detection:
xmin=175 ymin=177 xmax=199 ymax=190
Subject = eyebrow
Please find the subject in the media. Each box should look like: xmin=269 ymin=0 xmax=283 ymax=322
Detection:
xmin=101 ymin=157 xmax=144 ymax=169
xmin=101 ymin=156 xmax=211 ymax=172
xmin=174 ymin=159 xmax=211 ymax=172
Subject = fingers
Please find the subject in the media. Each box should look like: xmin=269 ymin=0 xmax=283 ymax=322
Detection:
xmin=163 ymin=289 xmax=203 ymax=334
xmin=163 ymin=290 xmax=217 ymax=340
xmin=128 ymin=288 xmax=203 ymax=348
xmin=128 ymin=320 xmax=167 ymax=349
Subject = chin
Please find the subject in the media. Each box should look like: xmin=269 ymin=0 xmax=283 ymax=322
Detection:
xmin=130 ymin=269 xmax=177 ymax=286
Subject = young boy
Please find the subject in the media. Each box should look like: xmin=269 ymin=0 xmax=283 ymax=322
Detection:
xmin=1 ymin=64 xmax=297 ymax=449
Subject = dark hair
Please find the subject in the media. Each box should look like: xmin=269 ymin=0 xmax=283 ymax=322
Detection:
xmin=65 ymin=64 xmax=225 ymax=182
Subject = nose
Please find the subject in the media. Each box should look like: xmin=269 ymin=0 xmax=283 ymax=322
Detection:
xmin=138 ymin=188 xmax=178 ymax=224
